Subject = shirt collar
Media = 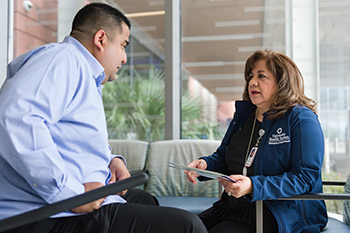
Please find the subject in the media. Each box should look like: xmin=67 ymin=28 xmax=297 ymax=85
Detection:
xmin=62 ymin=36 xmax=106 ymax=87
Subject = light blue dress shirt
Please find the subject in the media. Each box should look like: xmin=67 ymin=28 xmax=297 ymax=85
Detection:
xmin=0 ymin=36 xmax=126 ymax=220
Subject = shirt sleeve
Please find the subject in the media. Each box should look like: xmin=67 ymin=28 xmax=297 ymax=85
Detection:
xmin=0 ymin=47 xmax=85 ymax=203
xmin=110 ymin=154 xmax=127 ymax=167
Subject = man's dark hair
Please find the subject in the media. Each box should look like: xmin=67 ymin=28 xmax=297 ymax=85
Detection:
xmin=71 ymin=2 xmax=131 ymax=40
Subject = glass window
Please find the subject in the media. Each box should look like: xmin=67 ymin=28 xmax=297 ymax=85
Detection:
xmin=102 ymin=1 xmax=166 ymax=142
xmin=319 ymin=0 xmax=350 ymax=183
xmin=181 ymin=0 xmax=286 ymax=140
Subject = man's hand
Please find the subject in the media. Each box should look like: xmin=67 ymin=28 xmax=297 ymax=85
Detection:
xmin=70 ymin=182 xmax=105 ymax=213
xmin=108 ymin=157 xmax=130 ymax=195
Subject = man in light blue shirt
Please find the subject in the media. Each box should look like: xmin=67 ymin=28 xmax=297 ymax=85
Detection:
xmin=0 ymin=3 xmax=207 ymax=233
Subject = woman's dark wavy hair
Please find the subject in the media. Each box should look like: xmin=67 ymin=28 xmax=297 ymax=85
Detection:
xmin=242 ymin=49 xmax=316 ymax=119
xmin=71 ymin=2 xmax=131 ymax=40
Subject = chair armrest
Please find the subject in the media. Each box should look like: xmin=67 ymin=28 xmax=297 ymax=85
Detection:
xmin=0 ymin=172 xmax=149 ymax=233
xmin=130 ymin=169 xmax=149 ymax=176
xmin=278 ymin=193 xmax=350 ymax=201
xmin=322 ymin=181 xmax=346 ymax=186
xmin=256 ymin=192 xmax=350 ymax=233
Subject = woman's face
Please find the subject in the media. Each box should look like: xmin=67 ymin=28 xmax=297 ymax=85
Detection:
xmin=248 ymin=59 xmax=278 ymax=114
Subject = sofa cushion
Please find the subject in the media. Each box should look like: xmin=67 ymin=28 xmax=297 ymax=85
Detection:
xmin=322 ymin=217 xmax=350 ymax=232
xmin=156 ymin=196 xmax=218 ymax=215
xmin=108 ymin=139 xmax=149 ymax=189
xmin=145 ymin=139 xmax=221 ymax=198
xmin=108 ymin=139 xmax=149 ymax=172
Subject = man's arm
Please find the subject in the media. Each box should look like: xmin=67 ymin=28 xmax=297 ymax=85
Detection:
xmin=0 ymin=48 xmax=85 ymax=203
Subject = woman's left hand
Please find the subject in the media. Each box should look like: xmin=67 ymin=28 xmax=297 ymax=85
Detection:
xmin=218 ymin=175 xmax=253 ymax=198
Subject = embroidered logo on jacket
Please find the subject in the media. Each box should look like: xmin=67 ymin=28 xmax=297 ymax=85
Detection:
xmin=269 ymin=127 xmax=290 ymax=145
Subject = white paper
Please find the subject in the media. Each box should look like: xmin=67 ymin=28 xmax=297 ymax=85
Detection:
xmin=168 ymin=161 xmax=236 ymax=182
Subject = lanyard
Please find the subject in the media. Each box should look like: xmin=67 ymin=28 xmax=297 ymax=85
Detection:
xmin=243 ymin=129 xmax=265 ymax=176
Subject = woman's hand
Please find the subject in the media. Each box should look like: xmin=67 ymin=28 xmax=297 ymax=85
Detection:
xmin=218 ymin=175 xmax=253 ymax=198
xmin=186 ymin=159 xmax=207 ymax=185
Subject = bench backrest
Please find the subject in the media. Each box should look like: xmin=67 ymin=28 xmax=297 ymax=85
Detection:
xmin=145 ymin=139 xmax=221 ymax=197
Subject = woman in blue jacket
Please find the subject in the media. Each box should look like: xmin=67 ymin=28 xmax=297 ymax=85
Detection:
xmin=187 ymin=50 xmax=327 ymax=233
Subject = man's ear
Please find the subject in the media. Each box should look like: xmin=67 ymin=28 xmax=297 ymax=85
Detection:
xmin=93 ymin=30 xmax=108 ymax=52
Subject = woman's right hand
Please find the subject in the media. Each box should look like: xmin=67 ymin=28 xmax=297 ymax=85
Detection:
xmin=186 ymin=159 xmax=207 ymax=185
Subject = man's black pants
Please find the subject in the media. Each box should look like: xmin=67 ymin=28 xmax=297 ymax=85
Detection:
xmin=3 ymin=189 xmax=207 ymax=233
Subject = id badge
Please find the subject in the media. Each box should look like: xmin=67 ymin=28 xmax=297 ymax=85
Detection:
xmin=245 ymin=147 xmax=258 ymax=167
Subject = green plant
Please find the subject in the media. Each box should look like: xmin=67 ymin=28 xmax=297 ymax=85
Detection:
xmin=102 ymin=66 xmax=221 ymax=142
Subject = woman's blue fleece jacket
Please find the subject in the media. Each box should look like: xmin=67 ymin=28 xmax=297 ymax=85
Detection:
xmin=201 ymin=101 xmax=328 ymax=233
